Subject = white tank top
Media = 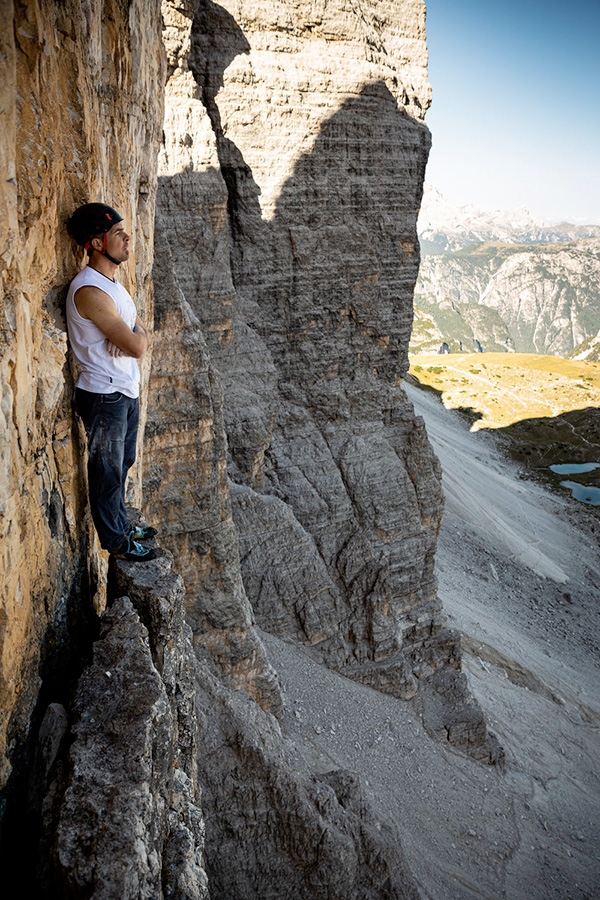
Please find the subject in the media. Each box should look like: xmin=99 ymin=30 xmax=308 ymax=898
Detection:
xmin=66 ymin=266 xmax=140 ymax=398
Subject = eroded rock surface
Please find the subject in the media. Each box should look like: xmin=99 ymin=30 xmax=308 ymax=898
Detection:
xmin=150 ymin=0 xmax=498 ymax=762
xmin=51 ymin=553 xmax=208 ymax=900
xmin=144 ymin=219 xmax=283 ymax=715
xmin=49 ymin=545 xmax=420 ymax=900
xmin=0 ymin=0 xmax=164 ymax=809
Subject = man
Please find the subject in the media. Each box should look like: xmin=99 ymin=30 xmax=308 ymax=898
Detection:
xmin=66 ymin=202 xmax=157 ymax=562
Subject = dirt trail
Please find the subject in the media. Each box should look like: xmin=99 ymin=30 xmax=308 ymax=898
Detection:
xmin=262 ymin=382 xmax=600 ymax=900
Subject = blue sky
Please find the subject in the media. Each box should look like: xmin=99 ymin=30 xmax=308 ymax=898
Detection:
xmin=424 ymin=0 xmax=600 ymax=223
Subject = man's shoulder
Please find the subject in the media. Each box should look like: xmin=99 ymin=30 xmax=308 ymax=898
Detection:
xmin=70 ymin=267 xmax=130 ymax=302
xmin=69 ymin=267 xmax=97 ymax=298
xmin=70 ymin=265 xmax=104 ymax=287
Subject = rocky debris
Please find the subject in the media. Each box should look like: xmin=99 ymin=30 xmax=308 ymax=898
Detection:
xmin=570 ymin=326 xmax=600 ymax=361
xmin=46 ymin=539 xmax=422 ymax=900
xmin=194 ymin=657 xmax=421 ymax=900
xmin=414 ymin=668 xmax=504 ymax=765
xmin=50 ymin=551 xmax=208 ymax=900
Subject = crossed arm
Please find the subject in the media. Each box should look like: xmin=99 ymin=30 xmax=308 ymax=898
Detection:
xmin=74 ymin=286 xmax=150 ymax=359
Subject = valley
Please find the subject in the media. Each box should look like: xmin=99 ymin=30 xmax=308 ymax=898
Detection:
xmin=413 ymin=187 xmax=600 ymax=359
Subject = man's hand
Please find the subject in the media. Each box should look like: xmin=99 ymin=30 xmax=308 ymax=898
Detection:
xmin=106 ymin=338 xmax=125 ymax=358
xmin=105 ymin=323 xmax=149 ymax=358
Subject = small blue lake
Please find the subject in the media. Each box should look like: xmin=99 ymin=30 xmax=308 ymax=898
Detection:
xmin=558 ymin=481 xmax=600 ymax=506
xmin=548 ymin=463 xmax=600 ymax=506
xmin=549 ymin=463 xmax=600 ymax=475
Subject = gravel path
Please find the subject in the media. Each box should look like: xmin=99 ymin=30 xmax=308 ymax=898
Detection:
xmin=261 ymin=383 xmax=600 ymax=900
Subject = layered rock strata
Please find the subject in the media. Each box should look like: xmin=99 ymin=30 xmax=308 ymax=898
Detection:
xmin=144 ymin=220 xmax=282 ymax=714
xmin=151 ymin=0 xmax=498 ymax=760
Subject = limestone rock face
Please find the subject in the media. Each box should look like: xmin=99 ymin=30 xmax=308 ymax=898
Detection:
xmin=144 ymin=3 xmax=282 ymax=711
xmin=479 ymin=241 xmax=600 ymax=355
xmin=0 ymin=0 xmax=164 ymax=795
xmin=150 ymin=0 xmax=475 ymax=727
xmin=144 ymin=219 xmax=282 ymax=714
xmin=55 ymin=598 xmax=181 ymax=897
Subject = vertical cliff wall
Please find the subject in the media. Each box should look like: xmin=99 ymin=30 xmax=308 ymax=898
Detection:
xmin=148 ymin=0 xmax=495 ymax=759
xmin=0 ymin=0 xmax=165 ymax=816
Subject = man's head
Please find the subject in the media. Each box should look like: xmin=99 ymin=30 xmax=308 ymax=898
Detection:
xmin=67 ymin=203 xmax=129 ymax=265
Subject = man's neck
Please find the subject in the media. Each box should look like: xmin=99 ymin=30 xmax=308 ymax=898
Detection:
xmin=88 ymin=251 xmax=118 ymax=281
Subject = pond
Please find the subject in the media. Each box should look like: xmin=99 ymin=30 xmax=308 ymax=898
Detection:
xmin=558 ymin=481 xmax=600 ymax=506
xmin=549 ymin=463 xmax=600 ymax=475
xmin=548 ymin=463 xmax=600 ymax=506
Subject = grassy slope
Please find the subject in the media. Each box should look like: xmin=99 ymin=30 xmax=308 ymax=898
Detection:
xmin=409 ymin=353 xmax=600 ymax=429
xmin=408 ymin=352 xmax=600 ymax=489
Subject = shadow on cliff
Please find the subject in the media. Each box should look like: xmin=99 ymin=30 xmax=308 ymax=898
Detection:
xmin=183 ymin=3 xmax=507 ymax=767
xmin=189 ymin=1 xmax=260 ymax=245
xmin=188 ymin=1 xmax=428 ymax=321
xmin=191 ymin=0 xmax=250 ymax=99
xmin=264 ymin=85 xmax=428 ymax=403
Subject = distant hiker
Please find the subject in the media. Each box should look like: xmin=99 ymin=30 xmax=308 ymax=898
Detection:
xmin=66 ymin=203 xmax=157 ymax=562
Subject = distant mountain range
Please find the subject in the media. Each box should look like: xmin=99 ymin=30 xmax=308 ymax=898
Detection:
xmin=413 ymin=186 xmax=600 ymax=360
xmin=418 ymin=185 xmax=600 ymax=253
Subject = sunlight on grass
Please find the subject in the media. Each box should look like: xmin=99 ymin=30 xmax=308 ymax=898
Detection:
xmin=408 ymin=353 xmax=600 ymax=431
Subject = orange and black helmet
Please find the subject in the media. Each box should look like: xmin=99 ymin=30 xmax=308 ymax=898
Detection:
xmin=67 ymin=203 xmax=123 ymax=251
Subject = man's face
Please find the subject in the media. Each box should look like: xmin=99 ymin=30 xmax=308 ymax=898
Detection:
xmin=91 ymin=220 xmax=130 ymax=262
xmin=105 ymin=221 xmax=130 ymax=262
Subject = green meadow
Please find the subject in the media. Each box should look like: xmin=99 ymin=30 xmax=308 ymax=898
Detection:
xmin=408 ymin=352 xmax=600 ymax=491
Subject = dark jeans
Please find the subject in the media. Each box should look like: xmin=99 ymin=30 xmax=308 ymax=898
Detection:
xmin=75 ymin=388 xmax=139 ymax=552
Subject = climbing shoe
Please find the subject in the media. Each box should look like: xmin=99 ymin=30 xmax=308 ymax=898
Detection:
xmin=112 ymin=535 xmax=157 ymax=562
xmin=128 ymin=523 xmax=158 ymax=541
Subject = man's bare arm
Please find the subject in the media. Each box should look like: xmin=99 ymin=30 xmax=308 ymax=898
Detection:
xmin=106 ymin=317 xmax=150 ymax=358
xmin=74 ymin=286 xmax=150 ymax=359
